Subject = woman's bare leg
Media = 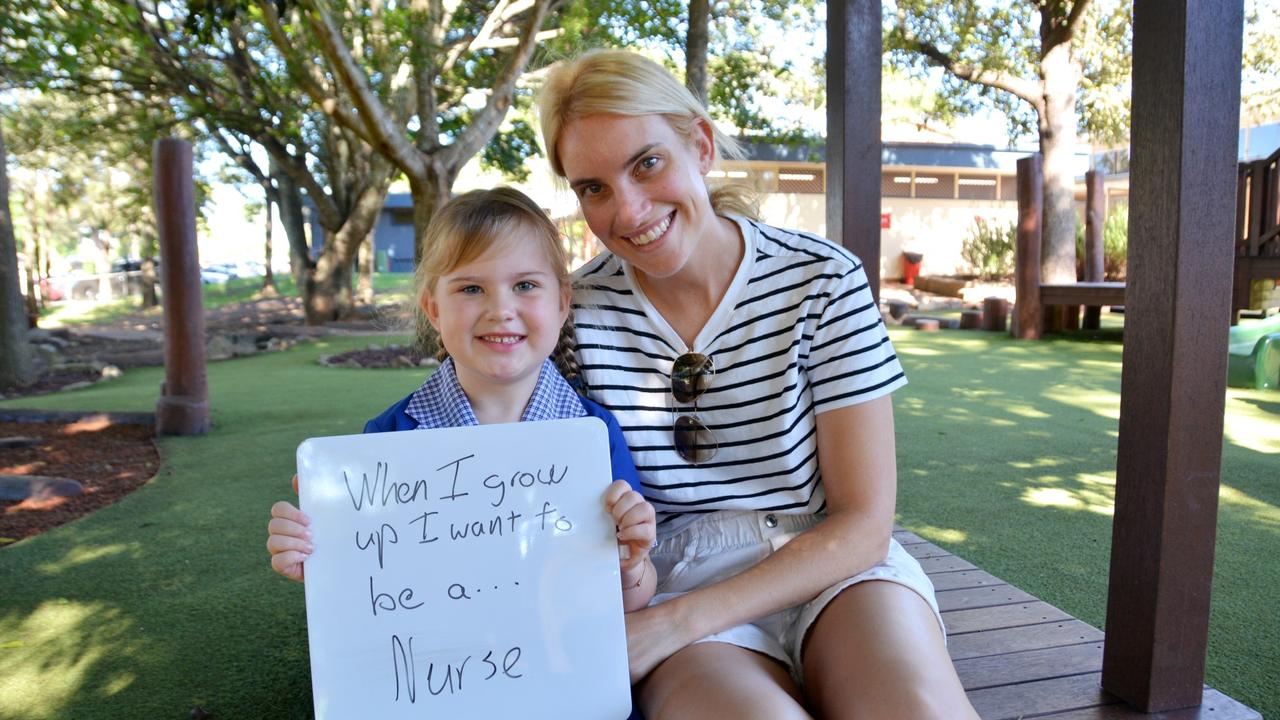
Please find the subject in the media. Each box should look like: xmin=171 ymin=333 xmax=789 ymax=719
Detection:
xmin=638 ymin=641 xmax=812 ymax=720
xmin=802 ymin=581 xmax=977 ymax=720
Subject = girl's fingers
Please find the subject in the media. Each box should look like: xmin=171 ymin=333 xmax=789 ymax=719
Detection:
xmin=270 ymin=501 xmax=310 ymax=526
xmin=267 ymin=516 xmax=312 ymax=542
xmin=603 ymin=479 xmax=630 ymax=507
xmin=614 ymin=498 xmax=654 ymax=529
xmin=266 ymin=531 xmax=314 ymax=556
xmin=270 ymin=552 xmax=306 ymax=582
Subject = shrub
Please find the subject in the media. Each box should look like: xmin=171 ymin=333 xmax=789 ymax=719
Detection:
xmin=961 ymin=218 xmax=1017 ymax=281
xmin=1075 ymin=202 xmax=1129 ymax=280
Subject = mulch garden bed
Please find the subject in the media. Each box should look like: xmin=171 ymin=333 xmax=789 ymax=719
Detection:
xmin=0 ymin=418 xmax=161 ymax=547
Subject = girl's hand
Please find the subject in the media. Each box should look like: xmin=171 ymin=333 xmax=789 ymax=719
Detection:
xmin=267 ymin=475 xmax=313 ymax=582
xmin=604 ymin=480 xmax=655 ymax=571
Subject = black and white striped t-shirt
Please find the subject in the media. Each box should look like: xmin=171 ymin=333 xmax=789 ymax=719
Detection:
xmin=571 ymin=216 xmax=906 ymax=535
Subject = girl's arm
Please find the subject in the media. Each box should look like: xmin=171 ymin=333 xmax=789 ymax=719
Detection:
xmin=623 ymin=395 xmax=898 ymax=679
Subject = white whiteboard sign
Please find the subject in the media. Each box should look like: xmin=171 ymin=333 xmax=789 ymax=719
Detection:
xmin=296 ymin=417 xmax=631 ymax=720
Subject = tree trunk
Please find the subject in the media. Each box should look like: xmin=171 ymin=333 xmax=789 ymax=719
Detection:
xmin=410 ymin=171 xmax=454 ymax=353
xmin=685 ymin=0 xmax=710 ymax=106
xmin=261 ymin=195 xmax=278 ymax=296
xmin=303 ymin=184 xmax=389 ymax=323
xmin=0 ymin=123 xmax=35 ymax=387
xmin=1037 ymin=40 xmax=1082 ymax=284
xmin=141 ymin=255 xmax=159 ymax=307
xmin=271 ymin=156 xmax=312 ymax=294
xmin=92 ymin=228 xmax=115 ymax=301
xmin=20 ymin=189 xmax=41 ymax=324
xmin=357 ymin=230 xmax=374 ymax=305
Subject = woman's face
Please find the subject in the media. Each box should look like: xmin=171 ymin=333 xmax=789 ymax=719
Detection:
xmin=557 ymin=113 xmax=716 ymax=281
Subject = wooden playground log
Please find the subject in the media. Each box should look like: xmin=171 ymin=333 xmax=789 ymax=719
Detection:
xmin=959 ymin=310 xmax=982 ymax=329
xmin=982 ymin=297 xmax=1008 ymax=332
xmin=153 ymin=139 xmax=210 ymax=436
xmin=1014 ymin=156 xmax=1043 ymax=338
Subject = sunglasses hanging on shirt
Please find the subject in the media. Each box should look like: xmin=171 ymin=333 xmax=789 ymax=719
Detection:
xmin=671 ymin=351 xmax=717 ymax=464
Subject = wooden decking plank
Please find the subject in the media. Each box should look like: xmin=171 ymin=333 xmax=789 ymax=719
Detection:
xmin=948 ymin=620 xmax=1105 ymax=661
xmin=944 ymin=601 xmax=1075 ymax=634
xmin=1032 ymin=688 xmax=1262 ymax=719
xmin=928 ymin=569 xmax=1007 ymax=592
xmin=892 ymin=529 xmax=928 ymax=545
xmin=966 ymin=671 xmax=1115 ymax=720
xmin=952 ymin=642 xmax=1103 ymax=691
xmin=917 ymin=554 xmax=978 ymax=573
xmin=904 ymin=541 xmax=953 ymax=560
xmin=936 ymin=584 xmax=1039 ymax=611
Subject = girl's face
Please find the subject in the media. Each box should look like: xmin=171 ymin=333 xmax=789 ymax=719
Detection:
xmin=422 ymin=229 xmax=570 ymax=399
xmin=557 ymin=113 xmax=717 ymax=283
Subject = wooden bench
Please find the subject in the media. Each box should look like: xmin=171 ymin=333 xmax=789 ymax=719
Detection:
xmin=894 ymin=527 xmax=1260 ymax=719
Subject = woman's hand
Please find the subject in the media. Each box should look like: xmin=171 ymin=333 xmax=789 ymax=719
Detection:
xmin=267 ymin=474 xmax=313 ymax=582
xmin=623 ymin=600 xmax=695 ymax=683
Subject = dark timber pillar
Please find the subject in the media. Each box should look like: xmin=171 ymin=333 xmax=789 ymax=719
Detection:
xmin=1013 ymin=156 xmax=1043 ymax=339
xmin=1083 ymin=170 xmax=1106 ymax=329
xmin=153 ymin=139 xmax=210 ymax=436
xmin=826 ymin=0 xmax=882 ymax=301
xmin=1102 ymin=0 xmax=1242 ymax=711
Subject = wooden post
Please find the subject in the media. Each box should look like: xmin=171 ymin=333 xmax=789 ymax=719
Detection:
xmin=1102 ymin=0 xmax=1242 ymax=711
xmin=1083 ymin=170 xmax=1106 ymax=329
xmin=826 ymin=0 xmax=882 ymax=301
xmin=1013 ymin=156 xmax=1043 ymax=339
xmin=153 ymin=139 xmax=210 ymax=436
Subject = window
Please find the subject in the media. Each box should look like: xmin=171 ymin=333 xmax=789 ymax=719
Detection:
xmin=882 ymin=172 xmax=912 ymax=198
xmin=776 ymin=166 xmax=824 ymax=194
xmin=957 ymin=174 xmax=999 ymax=200
xmin=912 ymin=172 xmax=955 ymax=199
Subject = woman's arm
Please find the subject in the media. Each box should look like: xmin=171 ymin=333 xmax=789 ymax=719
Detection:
xmin=624 ymin=394 xmax=899 ymax=680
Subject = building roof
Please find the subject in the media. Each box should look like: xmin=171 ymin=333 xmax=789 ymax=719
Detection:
xmin=738 ymin=139 xmax=1045 ymax=172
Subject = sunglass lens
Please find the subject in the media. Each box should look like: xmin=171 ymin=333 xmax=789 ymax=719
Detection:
xmin=674 ymin=415 xmax=717 ymax=464
xmin=672 ymin=353 xmax=713 ymax=404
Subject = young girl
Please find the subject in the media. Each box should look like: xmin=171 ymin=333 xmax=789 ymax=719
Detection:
xmin=267 ymin=187 xmax=657 ymax=612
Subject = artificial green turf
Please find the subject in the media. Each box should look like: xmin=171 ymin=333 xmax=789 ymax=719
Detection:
xmin=0 ymin=327 xmax=1275 ymax=718
xmin=889 ymin=326 xmax=1278 ymax=718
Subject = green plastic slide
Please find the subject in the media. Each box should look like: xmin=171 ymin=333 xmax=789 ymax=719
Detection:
xmin=1227 ymin=315 xmax=1280 ymax=391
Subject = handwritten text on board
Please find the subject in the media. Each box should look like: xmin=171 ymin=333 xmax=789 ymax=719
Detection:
xmin=297 ymin=418 xmax=631 ymax=720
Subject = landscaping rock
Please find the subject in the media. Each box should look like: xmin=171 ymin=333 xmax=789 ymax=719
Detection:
xmin=0 ymin=474 xmax=85 ymax=502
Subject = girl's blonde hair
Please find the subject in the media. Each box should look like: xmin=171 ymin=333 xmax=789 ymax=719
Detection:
xmin=415 ymin=187 xmax=581 ymax=383
xmin=538 ymin=49 xmax=757 ymax=220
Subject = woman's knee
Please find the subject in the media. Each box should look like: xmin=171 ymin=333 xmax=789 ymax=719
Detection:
xmin=639 ymin=642 xmax=812 ymax=720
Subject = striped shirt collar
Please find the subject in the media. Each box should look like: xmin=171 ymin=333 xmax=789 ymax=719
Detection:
xmin=404 ymin=357 xmax=585 ymax=429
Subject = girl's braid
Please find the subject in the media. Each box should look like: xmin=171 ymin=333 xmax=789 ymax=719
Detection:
xmin=552 ymin=314 xmax=585 ymax=395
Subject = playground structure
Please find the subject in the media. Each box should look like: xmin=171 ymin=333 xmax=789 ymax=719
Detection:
xmin=1234 ymin=144 xmax=1280 ymax=322
xmin=829 ymin=0 xmax=1257 ymax=714
xmin=1227 ymin=314 xmax=1280 ymax=390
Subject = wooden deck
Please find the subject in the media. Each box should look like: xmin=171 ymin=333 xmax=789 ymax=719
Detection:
xmin=894 ymin=529 xmax=1261 ymax=719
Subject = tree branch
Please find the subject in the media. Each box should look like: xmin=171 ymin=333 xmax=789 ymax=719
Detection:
xmin=299 ymin=0 xmax=427 ymax=178
xmin=894 ymin=11 xmax=1044 ymax=113
xmin=441 ymin=0 xmax=557 ymax=169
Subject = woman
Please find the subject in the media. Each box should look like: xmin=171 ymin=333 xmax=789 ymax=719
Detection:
xmin=540 ymin=50 xmax=978 ymax=719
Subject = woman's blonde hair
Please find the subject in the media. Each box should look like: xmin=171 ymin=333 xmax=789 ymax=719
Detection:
xmin=415 ymin=187 xmax=581 ymax=383
xmin=538 ymin=49 xmax=757 ymax=219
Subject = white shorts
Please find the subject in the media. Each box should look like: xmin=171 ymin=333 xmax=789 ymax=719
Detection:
xmin=648 ymin=510 xmax=944 ymax=677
